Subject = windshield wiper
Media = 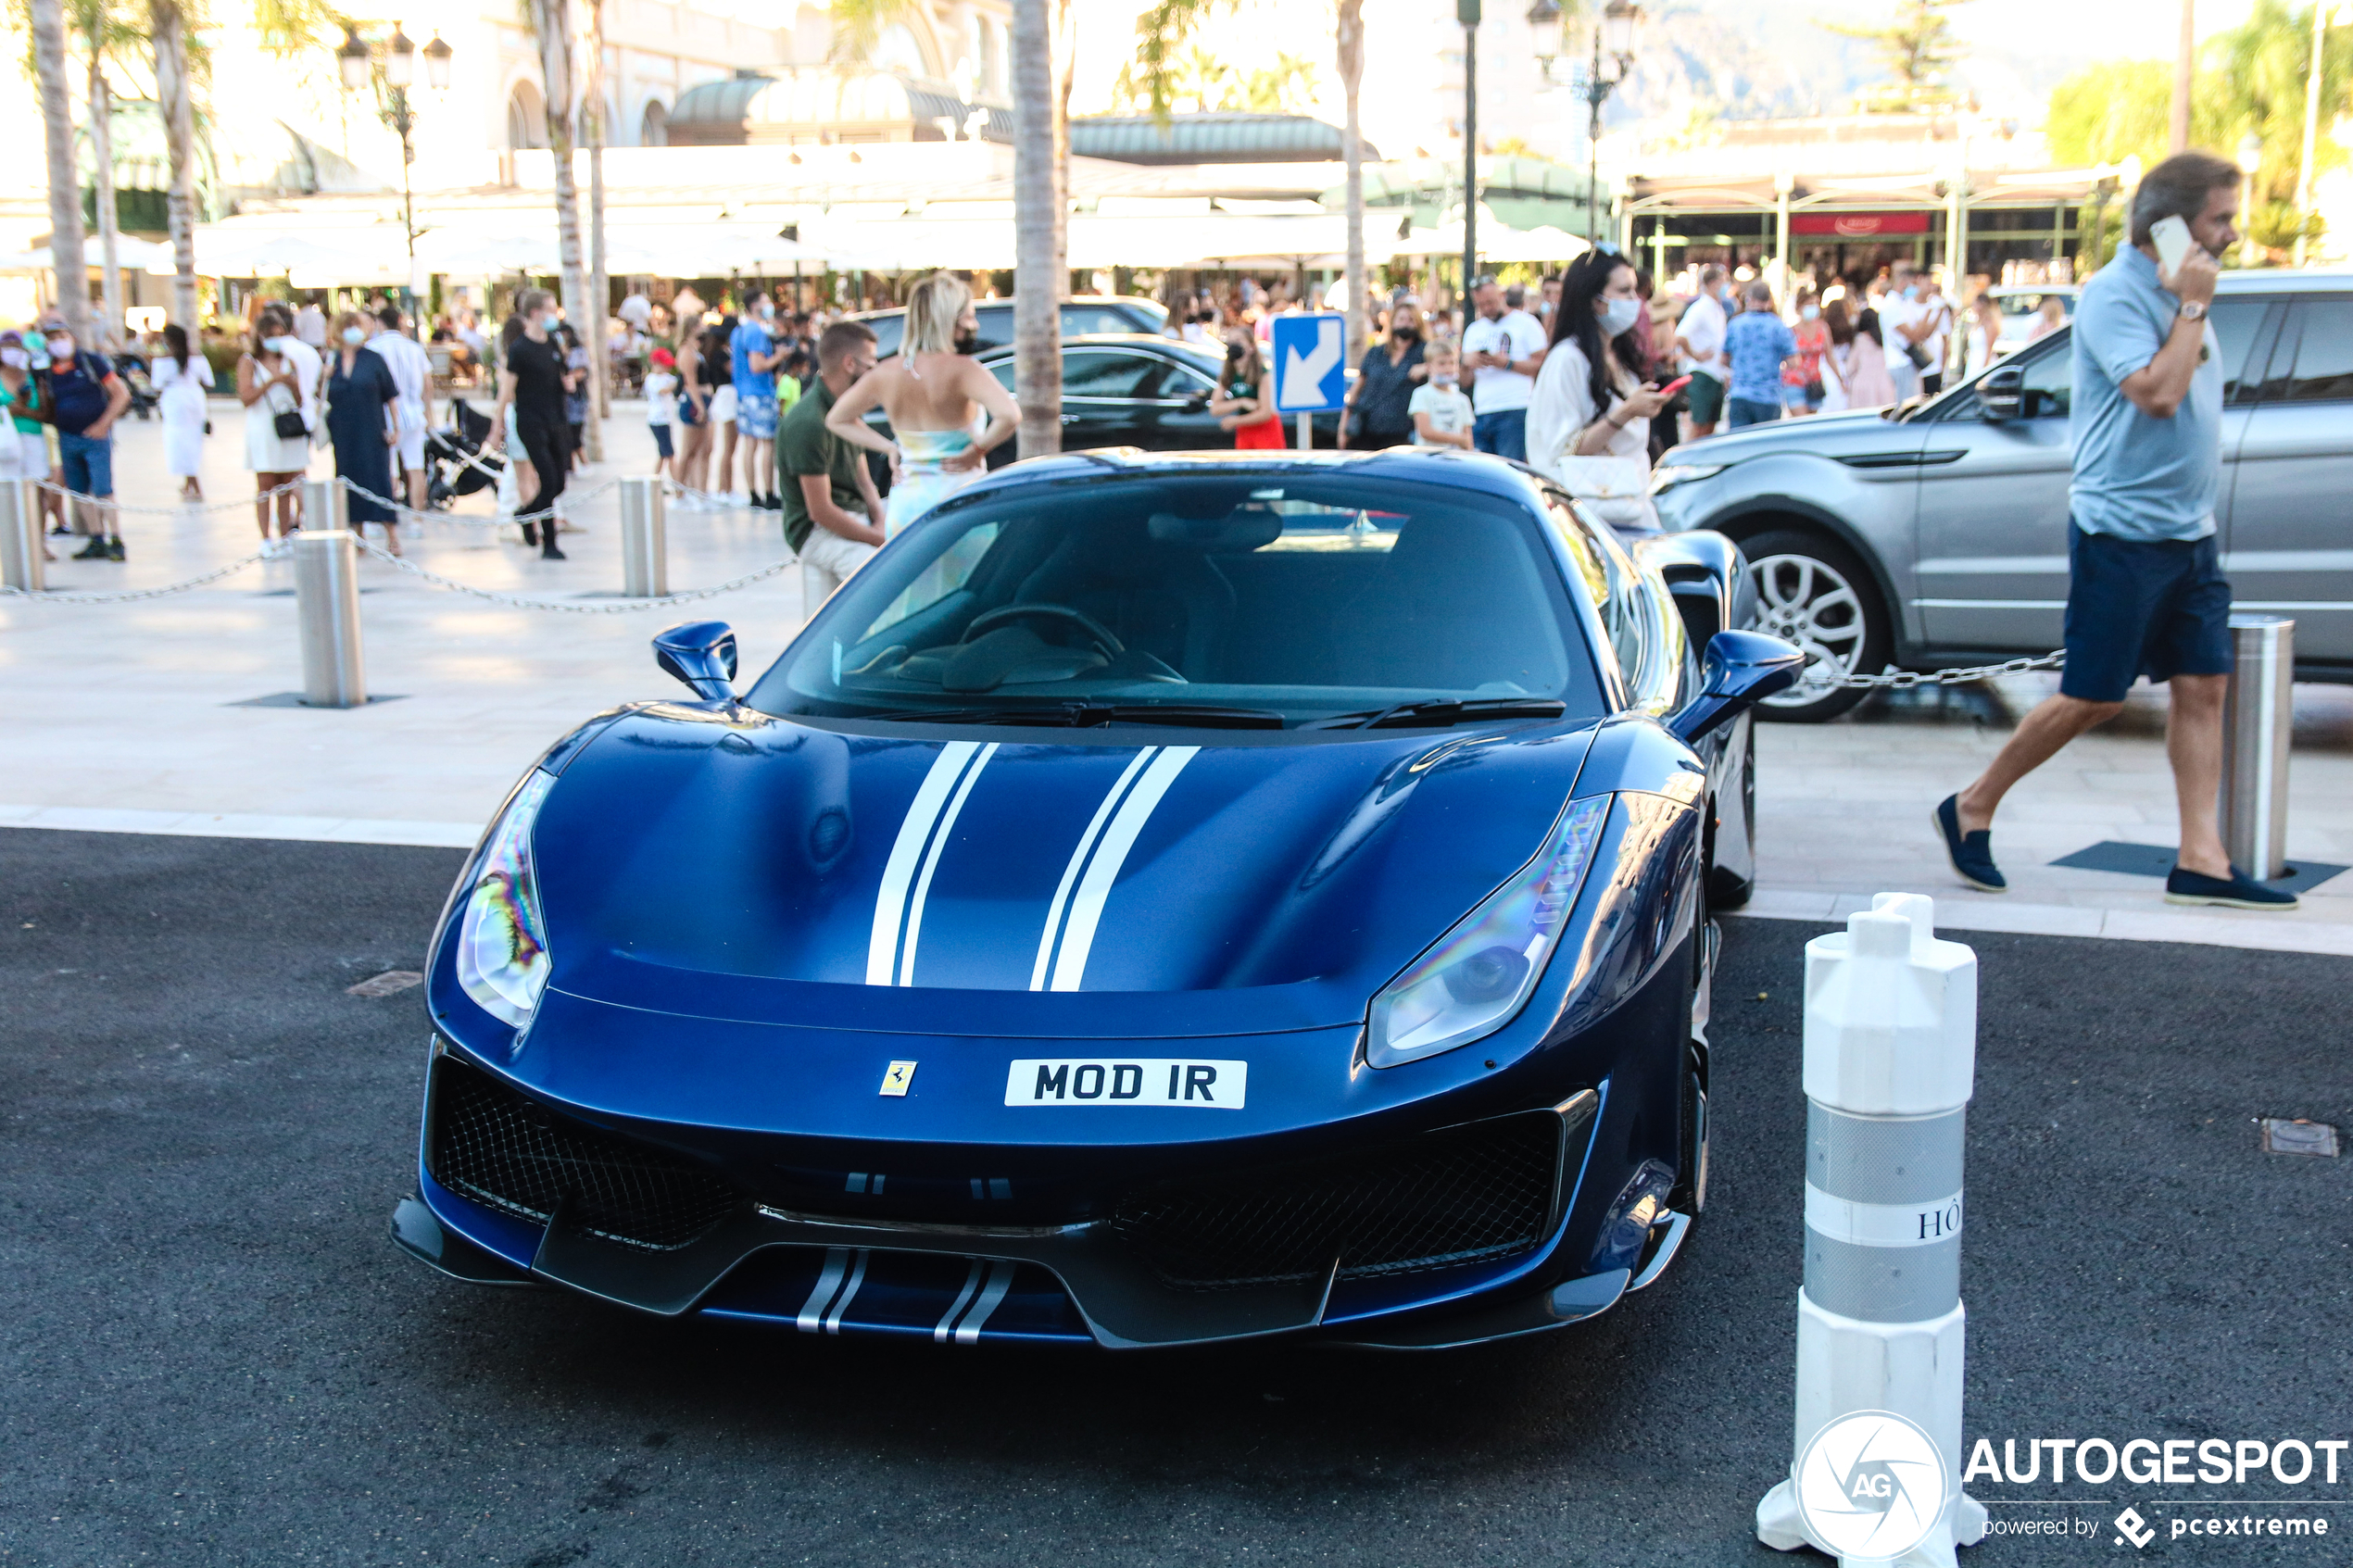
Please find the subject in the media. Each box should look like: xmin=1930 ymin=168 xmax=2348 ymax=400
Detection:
xmin=1306 ymin=697 xmax=1569 ymax=731
xmin=860 ymin=701 xmax=1284 ymax=730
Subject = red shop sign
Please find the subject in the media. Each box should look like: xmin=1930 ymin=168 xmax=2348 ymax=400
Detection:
xmin=1789 ymin=211 xmax=1933 ymax=237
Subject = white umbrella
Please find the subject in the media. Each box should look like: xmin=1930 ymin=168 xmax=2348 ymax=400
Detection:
xmin=0 ymin=236 xmax=172 ymax=272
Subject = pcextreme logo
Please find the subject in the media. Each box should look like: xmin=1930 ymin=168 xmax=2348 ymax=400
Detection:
xmin=1794 ymin=1410 xmax=1950 ymax=1560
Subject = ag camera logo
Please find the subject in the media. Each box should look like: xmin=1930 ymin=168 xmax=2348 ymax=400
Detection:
xmin=1794 ymin=1410 xmax=1951 ymax=1560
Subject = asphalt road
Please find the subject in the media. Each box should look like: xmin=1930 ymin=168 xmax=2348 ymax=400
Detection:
xmin=4 ymin=828 xmax=2348 ymax=1567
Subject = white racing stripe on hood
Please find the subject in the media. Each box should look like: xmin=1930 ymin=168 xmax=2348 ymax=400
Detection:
xmin=898 ymin=743 xmax=999 ymax=985
xmin=1028 ymin=747 xmax=1159 ymax=991
xmin=867 ymin=742 xmax=988 ymax=986
xmin=1046 ymin=746 xmax=1200 ymax=993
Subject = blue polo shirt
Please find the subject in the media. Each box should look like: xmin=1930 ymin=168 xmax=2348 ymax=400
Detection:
xmin=2068 ymin=245 xmax=2222 ymax=542
xmin=730 ymin=320 xmax=775 ymax=401
xmin=1724 ymin=308 xmax=1796 ymax=404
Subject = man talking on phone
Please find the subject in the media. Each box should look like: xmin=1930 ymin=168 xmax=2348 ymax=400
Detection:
xmin=1935 ymin=150 xmax=2296 ymax=910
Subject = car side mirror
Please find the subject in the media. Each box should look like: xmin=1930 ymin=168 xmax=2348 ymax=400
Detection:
xmin=654 ymin=620 xmax=738 ymax=702
xmin=1669 ymin=630 xmax=1805 ymax=745
xmin=1978 ymin=363 xmax=2024 ymax=422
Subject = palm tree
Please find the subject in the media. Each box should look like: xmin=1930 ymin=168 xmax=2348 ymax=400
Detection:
xmin=1134 ymin=5 xmax=1371 ymax=364
xmin=582 ymin=0 xmax=610 ymax=456
xmin=150 ymin=0 xmax=201 ymax=331
xmin=1011 ymin=0 xmax=1062 ymax=455
xmin=30 ymin=0 xmax=91 ymax=342
xmin=524 ymin=0 xmax=593 ymax=458
xmin=65 ymin=0 xmax=144 ymax=347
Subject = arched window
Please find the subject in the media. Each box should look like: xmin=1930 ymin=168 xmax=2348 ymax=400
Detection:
xmin=640 ymin=99 xmax=668 ymax=148
xmin=507 ymin=82 xmax=548 ymax=149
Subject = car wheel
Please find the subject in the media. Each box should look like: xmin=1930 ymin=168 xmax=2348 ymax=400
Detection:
xmin=1739 ymin=528 xmax=1892 ymax=723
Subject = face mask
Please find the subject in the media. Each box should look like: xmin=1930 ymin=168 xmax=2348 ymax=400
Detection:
xmin=0 ymin=348 xmax=25 ymax=370
xmin=265 ymin=335 xmax=292 ymax=354
xmin=758 ymin=304 xmax=775 ymax=320
xmin=1802 ymin=305 xmax=1820 ymax=321
xmin=952 ymin=327 xmax=979 ymax=354
xmin=1598 ymin=295 xmax=1642 ymax=337
xmin=342 ymin=327 xmax=366 ymax=345
xmin=47 ymin=336 xmax=73 ymax=358
xmin=1390 ymin=325 xmax=1420 ymax=344
xmin=1904 ymin=283 xmax=1922 ymax=301
xmin=1431 ymin=370 xmax=1458 ymax=388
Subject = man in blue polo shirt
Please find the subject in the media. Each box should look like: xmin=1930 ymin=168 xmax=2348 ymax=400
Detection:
xmin=1935 ymin=150 xmax=2293 ymax=910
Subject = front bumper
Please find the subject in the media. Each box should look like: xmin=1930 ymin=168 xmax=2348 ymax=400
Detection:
xmin=396 ymin=1038 xmax=1669 ymax=1348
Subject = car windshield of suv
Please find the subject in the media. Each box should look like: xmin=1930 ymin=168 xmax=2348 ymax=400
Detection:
xmin=749 ymin=474 xmax=1604 ymax=729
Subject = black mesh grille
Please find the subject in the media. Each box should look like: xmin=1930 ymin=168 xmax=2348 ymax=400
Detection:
xmin=428 ymin=1057 xmax=746 ymax=1252
xmin=1112 ymin=1113 xmax=1562 ymax=1290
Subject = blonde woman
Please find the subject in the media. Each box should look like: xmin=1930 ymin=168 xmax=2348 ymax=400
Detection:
xmin=824 ymin=271 xmax=1018 ymax=538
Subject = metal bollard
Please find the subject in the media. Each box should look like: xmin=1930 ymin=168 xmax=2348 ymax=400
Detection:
xmin=293 ymin=529 xmax=367 ymax=708
xmin=1757 ymin=893 xmax=1986 ymax=1568
xmin=619 ymin=474 xmax=668 ymax=596
xmin=2221 ymin=612 xmax=2293 ymax=881
xmin=0 ymin=476 xmax=42 ymax=593
xmin=301 ymin=475 xmax=349 ymax=536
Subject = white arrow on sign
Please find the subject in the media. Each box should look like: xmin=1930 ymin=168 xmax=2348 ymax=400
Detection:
xmin=1279 ymin=317 xmax=1343 ymax=409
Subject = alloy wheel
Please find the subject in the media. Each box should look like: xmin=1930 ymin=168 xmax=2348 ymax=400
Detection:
xmin=1746 ymin=551 xmax=1869 ymax=709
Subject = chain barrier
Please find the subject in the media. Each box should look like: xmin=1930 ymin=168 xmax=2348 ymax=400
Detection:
xmin=337 ymin=480 xmax=797 ymax=612
xmin=1 ymin=548 xmax=270 ymax=603
xmin=1820 ymin=649 xmax=2068 ymax=690
xmin=32 ymin=475 xmax=308 ymax=517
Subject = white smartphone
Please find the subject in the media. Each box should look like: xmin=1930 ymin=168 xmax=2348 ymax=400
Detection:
xmin=2150 ymin=214 xmax=2197 ymax=279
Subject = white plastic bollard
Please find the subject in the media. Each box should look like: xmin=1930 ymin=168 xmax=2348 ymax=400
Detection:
xmin=1756 ymin=892 xmax=1987 ymax=1567
xmin=0 ymin=476 xmax=43 ymax=593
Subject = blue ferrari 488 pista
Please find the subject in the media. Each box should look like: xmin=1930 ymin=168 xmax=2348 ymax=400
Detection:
xmin=394 ymin=447 xmax=1800 ymax=1349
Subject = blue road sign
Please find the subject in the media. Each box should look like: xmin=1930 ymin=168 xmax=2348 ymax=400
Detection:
xmin=1271 ymin=313 xmax=1347 ymax=414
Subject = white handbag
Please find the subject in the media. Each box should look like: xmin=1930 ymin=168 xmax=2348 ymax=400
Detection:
xmin=1554 ymin=454 xmax=1658 ymax=531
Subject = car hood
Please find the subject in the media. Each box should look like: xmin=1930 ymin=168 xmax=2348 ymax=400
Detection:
xmin=524 ymin=707 xmax=1603 ymax=1038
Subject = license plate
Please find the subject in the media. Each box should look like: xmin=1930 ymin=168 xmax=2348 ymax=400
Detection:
xmin=1004 ymin=1059 xmax=1247 ymax=1109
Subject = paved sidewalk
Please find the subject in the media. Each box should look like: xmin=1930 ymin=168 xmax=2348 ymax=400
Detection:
xmin=6 ymin=408 xmax=2349 ymax=954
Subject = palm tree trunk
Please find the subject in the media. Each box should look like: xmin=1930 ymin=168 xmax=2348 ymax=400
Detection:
xmin=31 ymin=0 xmax=86 ymax=341
xmin=1051 ymin=0 xmax=1074 ymax=294
xmin=532 ymin=0 xmax=592 ymax=458
xmin=88 ymin=53 xmax=125 ymax=351
xmin=1338 ymin=0 xmax=1365 ymax=366
xmin=584 ymin=0 xmax=610 ymax=458
xmin=1011 ymin=0 xmax=1061 ymax=455
xmin=151 ymin=0 xmax=200 ymax=331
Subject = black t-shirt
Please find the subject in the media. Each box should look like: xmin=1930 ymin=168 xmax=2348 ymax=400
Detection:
xmin=507 ymin=335 xmax=568 ymax=430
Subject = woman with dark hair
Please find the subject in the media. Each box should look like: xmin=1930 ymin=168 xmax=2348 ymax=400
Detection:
xmin=153 ymin=321 xmax=214 ymax=499
xmin=321 ymin=307 xmax=402 ymax=555
xmin=485 ymin=288 xmax=578 ymax=558
xmin=1212 ymin=334 xmax=1283 ymax=449
xmin=1526 ymin=249 xmax=1672 ymax=527
xmin=1827 ymin=295 xmax=1898 ymax=409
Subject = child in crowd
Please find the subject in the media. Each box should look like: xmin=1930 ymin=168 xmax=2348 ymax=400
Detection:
xmin=642 ymin=346 xmax=678 ymax=480
xmin=1408 ymin=339 xmax=1474 ymax=449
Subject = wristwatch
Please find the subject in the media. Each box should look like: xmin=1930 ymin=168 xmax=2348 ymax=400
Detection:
xmin=2179 ymin=301 xmax=2208 ymax=322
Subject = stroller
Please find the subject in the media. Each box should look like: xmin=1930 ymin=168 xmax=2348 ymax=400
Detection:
xmin=422 ymin=396 xmax=504 ymax=510
xmin=113 ymin=350 xmax=160 ymax=420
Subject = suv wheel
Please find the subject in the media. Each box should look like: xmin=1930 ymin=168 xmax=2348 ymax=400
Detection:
xmin=1739 ymin=529 xmax=1891 ymax=722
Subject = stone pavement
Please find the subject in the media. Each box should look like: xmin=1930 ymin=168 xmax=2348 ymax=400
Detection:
xmin=6 ymin=403 xmax=2348 ymax=955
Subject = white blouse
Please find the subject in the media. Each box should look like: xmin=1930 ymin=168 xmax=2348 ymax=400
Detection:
xmin=1526 ymin=336 xmax=1646 ymax=483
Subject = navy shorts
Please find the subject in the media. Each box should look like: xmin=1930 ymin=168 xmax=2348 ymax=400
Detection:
xmin=2059 ymin=523 xmax=2232 ymax=703
xmin=649 ymin=423 xmax=674 ymax=458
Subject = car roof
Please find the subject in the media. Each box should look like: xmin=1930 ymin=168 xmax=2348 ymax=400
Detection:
xmin=2214 ymin=268 xmax=2353 ymax=295
xmin=848 ymin=295 xmax=1164 ymax=322
xmin=949 ymin=445 xmax=1541 ymax=502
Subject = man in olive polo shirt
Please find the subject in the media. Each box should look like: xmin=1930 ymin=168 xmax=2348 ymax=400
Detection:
xmin=778 ymin=320 xmax=885 ymax=617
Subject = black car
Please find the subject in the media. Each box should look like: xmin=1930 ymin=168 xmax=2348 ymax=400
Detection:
xmin=849 ymin=296 xmax=1168 ymax=360
xmin=866 ymin=334 xmax=1340 ymax=467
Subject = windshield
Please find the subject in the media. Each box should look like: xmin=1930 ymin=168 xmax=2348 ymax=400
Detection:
xmin=748 ymin=473 xmax=1605 ymax=729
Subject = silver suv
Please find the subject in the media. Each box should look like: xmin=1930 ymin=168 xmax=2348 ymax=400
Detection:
xmin=1650 ymin=270 xmax=2353 ymax=720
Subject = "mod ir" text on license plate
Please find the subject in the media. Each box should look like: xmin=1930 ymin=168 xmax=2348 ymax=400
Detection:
xmin=1004 ymin=1059 xmax=1247 ymax=1109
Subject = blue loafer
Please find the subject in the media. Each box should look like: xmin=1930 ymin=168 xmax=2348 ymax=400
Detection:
xmin=2165 ymin=866 xmax=2298 ymax=910
xmin=1932 ymin=795 xmax=2005 ymax=892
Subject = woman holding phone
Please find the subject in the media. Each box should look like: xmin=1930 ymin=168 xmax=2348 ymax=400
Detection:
xmin=1527 ymin=249 xmax=1673 ymax=528
xmin=1213 ymin=334 xmax=1284 ymax=449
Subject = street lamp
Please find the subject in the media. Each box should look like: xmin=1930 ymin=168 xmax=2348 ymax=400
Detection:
xmin=334 ymin=20 xmax=453 ymax=276
xmin=1460 ymin=0 xmax=1480 ymax=303
xmin=1527 ymin=0 xmax=1561 ymax=81
xmin=1578 ymin=0 xmax=1640 ymax=245
xmin=2236 ymin=130 xmax=2263 ymax=267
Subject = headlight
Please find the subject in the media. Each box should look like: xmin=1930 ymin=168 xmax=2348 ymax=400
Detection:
xmin=1647 ymin=462 xmax=1726 ymax=496
xmin=1366 ymin=795 xmax=1610 ymax=1068
xmin=454 ymin=769 xmax=557 ymax=1027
